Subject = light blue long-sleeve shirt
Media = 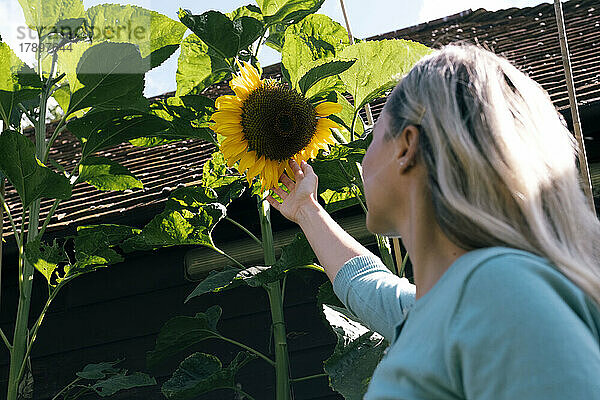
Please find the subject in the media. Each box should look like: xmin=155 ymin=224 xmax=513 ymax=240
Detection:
xmin=332 ymin=246 xmax=600 ymax=399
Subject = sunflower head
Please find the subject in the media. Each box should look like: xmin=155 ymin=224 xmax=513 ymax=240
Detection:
xmin=211 ymin=60 xmax=343 ymax=192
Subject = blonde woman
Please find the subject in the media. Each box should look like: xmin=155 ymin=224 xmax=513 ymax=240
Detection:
xmin=266 ymin=44 xmax=600 ymax=399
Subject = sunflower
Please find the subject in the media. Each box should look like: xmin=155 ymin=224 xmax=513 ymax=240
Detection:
xmin=210 ymin=60 xmax=343 ymax=192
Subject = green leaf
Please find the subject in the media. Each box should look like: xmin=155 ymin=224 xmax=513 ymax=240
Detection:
xmin=147 ymin=95 xmax=217 ymax=144
xmin=0 ymin=130 xmax=72 ymax=208
xmin=322 ymin=304 xmax=388 ymax=400
xmin=0 ymin=42 xmax=43 ymax=127
xmin=67 ymin=42 xmax=146 ymax=115
xmin=258 ymin=0 xmax=325 ymax=26
xmin=298 ymin=59 xmax=355 ymax=95
xmin=162 ymin=352 xmax=255 ymax=400
xmin=285 ymin=13 xmax=349 ymax=54
xmin=339 ymin=39 xmax=433 ymax=110
xmin=147 ymin=305 xmax=222 ymax=369
xmin=177 ymin=9 xmax=264 ymax=59
xmin=175 ymin=34 xmax=232 ymax=97
xmin=274 ymin=232 xmax=317 ymax=270
xmin=264 ymin=23 xmax=287 ymax=52
xmin=85 ymin=4 xmax=187 ymax=70
xmin=24 ymin=238 xmax=69 ymax=287
xmin=316 ymin=280 xmax=344 ymax=308
xmin=76 ymin=360 xmax=123 ymax=380
xmin=310 ymin=138 xmax=369 ymax=192
xmin=227 ymin=4 xmax=263 ymax=21
xmin=66 ymin=224 xmax=140 ymax=278
xmin=123 ymin=202 xmax=226 ymax=250
xmin=78 ymin=156 xmax=143 ymax=191
xmin=66 ymin=109 xmax=172 ymax=158
xmin=202 ymin=152 xmax=246 ymax=205
xmin=128 ymin=137 xmax=181 ymax=147
xmin=315 ymin=91 xmax=364 ymax=140
xmin=320 ymin=187 xmax=360 ymax=213
xmin=18 ymin=0 xmax=84 ymax=36
xmin=93 ymin=372 xmax=156 ymax=397
xmin=185 ymin=233 xmax=320 ymax=303
xmin=184 ymin=265 xmax=244 ymax=302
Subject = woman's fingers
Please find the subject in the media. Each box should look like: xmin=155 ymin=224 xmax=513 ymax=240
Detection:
xmin=265 ymin=195 xmax=280 ymax=210
xmin=272 ymin=185 xmax=288 ymax=200
xmin=290 ymin=159 xmax=304 ymax=179
xmin=280 ymin=172 xmax=295 ymax=189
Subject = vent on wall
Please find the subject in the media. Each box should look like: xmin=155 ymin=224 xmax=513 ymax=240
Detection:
xmin=184 ymin=213 xmax=377 ymax=281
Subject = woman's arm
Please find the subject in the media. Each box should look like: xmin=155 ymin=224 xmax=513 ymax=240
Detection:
xmin=266 ymin=159 xmax=375 ymax=283
xmin=266 ymin=160 xmax=416 ymax=341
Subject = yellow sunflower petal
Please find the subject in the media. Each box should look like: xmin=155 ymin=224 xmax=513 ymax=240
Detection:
xmin=216 ymin=95 xmax=243 ymax=110
xmin=212 ymin=111 xmax=242 ymax=124
xmin=211 ymin=123 xmax=243 ymax=136
xmin=247 ymin=156 xmax=266 ymax=180
xmin=239 ymin=61 xmax=262 ymax=89
xmin=315 ymin=102 xmax=343 ymax=117
xmin=238 ymin=150 xmax=257 ymax=174
xmin=316 ymin=117 xmax=341 ymax=132
xmin=221 ymin=137 xmax=247 ymax=157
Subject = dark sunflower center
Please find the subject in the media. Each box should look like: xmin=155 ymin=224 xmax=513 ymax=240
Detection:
xmin=240 ymin=81 xmax=317 ymax=161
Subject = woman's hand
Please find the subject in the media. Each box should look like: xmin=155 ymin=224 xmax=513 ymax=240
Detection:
xmin=266 ymin=159 xmax=320 ymax=224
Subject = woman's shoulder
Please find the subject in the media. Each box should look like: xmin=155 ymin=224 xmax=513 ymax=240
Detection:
xmin=451 ymin=246 xmax=600 ymax=338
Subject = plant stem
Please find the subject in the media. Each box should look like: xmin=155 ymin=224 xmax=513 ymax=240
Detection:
xmin=217 ymin=335 xmax=275 ymax=367
xmin=7 ymin=38 xmax=49 ymax=400
xmin=16 ymin=281 xmax=65 ymax=383
xmin=350 ymin=109 xmax=359 ymax=141
xmin=258 ymin=194 xmax=291 ymax=400
xmin=0 ymin=191 xmax=22 ymax=247
xmin=290 ymin=373 xmax=328 ymax=383
xmin=0 ymin=327 xmax=12 ymax=350
xmin=253 ymin=29 xmax=268 ymax=59
xmin=210 ymin=245 xmax=246 ymax=269
xmin=36 ymin=199 xmax=61 ymax=241
xmin=225 ymin=217 xmax=262 ymax=246
xmin=51 ymin=377 xmax=82 ymax=400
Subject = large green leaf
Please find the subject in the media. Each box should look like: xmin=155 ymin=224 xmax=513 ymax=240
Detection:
xmin=162 ymin=352 xmax=255 ymax=400
xmin=339 ymin=39 xmax=433 ymax=110
xmin=227 ymin=4 xmax=263 ymax=21
xmin=310 ymin=137 xmax=370 ymax=212
xmin=147 ymin=305 xmax=222 ymax=369
xmin=175 ymin=34 xmax=232 ymax=97
xmin=65 ymin=224 xmax=140 ymax=279
xmin=24 ymin=238 xmax=69 ymax=287
xmin=0 ymin=130 xmax=72 ymax=208
xmin=202 ymin=152 xmax=246 ymax=205
xmin=85 ymin=4 xmax=186 ymax=70
xmin=145 ymin=95 xmax=217 ymax=144
xmin=66 ymin=108 xmax=171 ymax=158
xmin=92 ymin=372 xmax=156 ymax=397
xmin=285 ymin=13 xmax=349 ymax=54
xmin=0 ymin=42 xmax=43 ymax=127
xmin=257 ymin=0 xmax=325 ymax=26
xmin=178 ymin=9 xmax=264 ymax=59
xmin=67 ymin=42 xmax=146 ymax=115
xmin=322 ymin=304 xmax=388 ymax=400
xmin=185 ymin=233 xmax=320 ymax=302
xmin=78 ymin=156 xmax=143 ymax=191
xmin=18 ymin=0 xmax=84 ymax=36
xmin=298 ymin=59 xmax=355 ymax=95
xmin=77 ymin=360 xmax=122 ymax=380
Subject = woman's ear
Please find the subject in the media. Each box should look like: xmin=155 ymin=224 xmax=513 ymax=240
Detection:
xmin=396 ymin=125 xmax=420 ymax=171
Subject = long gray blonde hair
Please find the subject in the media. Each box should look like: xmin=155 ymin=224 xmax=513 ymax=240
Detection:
xmin=385 ymin=43 xmax=600 ymax=305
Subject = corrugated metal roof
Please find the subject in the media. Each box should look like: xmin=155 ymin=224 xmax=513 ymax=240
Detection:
xmin=2 ymin=0 xmax=599 ymax=240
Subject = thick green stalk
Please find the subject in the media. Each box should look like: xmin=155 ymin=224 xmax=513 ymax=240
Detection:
xmin=7 ymin=41 xmax=48 ymax=400
xmin=257 ymin=195 xmax=291 ymax=400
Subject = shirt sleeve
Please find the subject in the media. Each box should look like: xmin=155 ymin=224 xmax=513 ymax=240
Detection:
xmin=332 ymin=253 xmax=416 ymax=342
xmin=447 ymin=254 xmax=600 ymax=400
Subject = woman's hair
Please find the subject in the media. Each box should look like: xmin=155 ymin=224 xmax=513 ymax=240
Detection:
xmin=384 ymin=43 xmax=600 ymax=306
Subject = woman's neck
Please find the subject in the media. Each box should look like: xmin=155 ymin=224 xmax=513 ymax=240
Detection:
xmin=400 ymin=188 xmax=467 ymax=300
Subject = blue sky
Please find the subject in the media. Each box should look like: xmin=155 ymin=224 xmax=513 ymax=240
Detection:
xmin=0 ymin=0 xmax=552 ymax=99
